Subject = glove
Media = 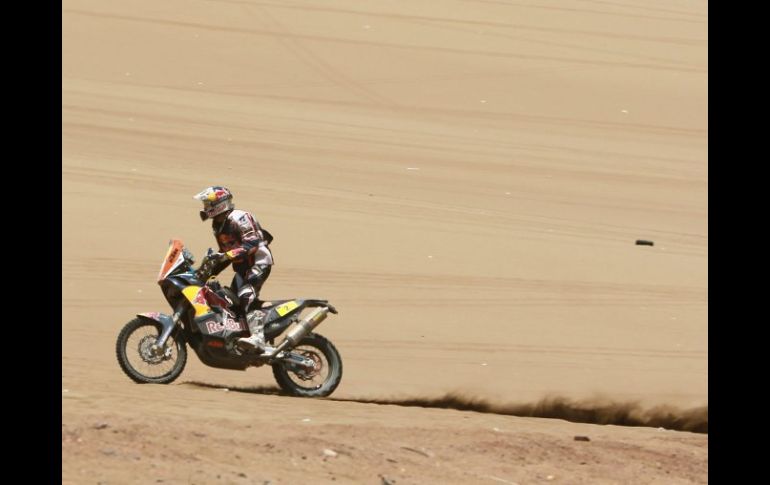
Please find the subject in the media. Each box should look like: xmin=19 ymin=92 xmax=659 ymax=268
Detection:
xmin=196 ymin=253 xmax=226 ymax=281
xmin=210 ymin=252 xmax=232 ymax=274
xmin=211 ymin=252 xmax=228 ymax=264
xmin=194 ymin=261 xmax=211 ymax=281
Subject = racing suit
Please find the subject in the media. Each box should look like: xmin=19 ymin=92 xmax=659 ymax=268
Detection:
xmin=211 ymin=210 xmax=274 ymax=351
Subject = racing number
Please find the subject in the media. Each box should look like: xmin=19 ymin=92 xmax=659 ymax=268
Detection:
xmin=276 ymin=301 xmax=299 ymax=317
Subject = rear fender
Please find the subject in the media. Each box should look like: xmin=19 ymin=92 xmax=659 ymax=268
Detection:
xmin=305 ymin=299 xmax=338 ymax=314
xmin=263 ymin=299 xmax=337 ymax=340
xmin=264 ymin=299 xmax=337 ymax=322
xmin=137 ymin=312 xmax=178 ymax=348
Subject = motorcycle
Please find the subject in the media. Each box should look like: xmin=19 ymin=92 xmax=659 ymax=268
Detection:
xmin=115 ymin=239 xmax=343 ymax=397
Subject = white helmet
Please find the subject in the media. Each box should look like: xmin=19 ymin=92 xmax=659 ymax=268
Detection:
xmin=193 ymin=186 xmax=235 ymax=221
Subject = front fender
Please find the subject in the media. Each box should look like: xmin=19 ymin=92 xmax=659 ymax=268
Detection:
xmin=137 ymin=312 xmax=178 ymax=348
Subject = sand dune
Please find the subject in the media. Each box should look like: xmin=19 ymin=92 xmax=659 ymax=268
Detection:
xmin=63 ymin=0 xmax=707 ymax=482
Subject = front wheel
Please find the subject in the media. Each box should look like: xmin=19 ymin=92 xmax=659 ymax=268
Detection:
xmin=272 ymin=333 xmax=342 ymax=397
xmin=116 ymin=317 xmax=187 ymax=384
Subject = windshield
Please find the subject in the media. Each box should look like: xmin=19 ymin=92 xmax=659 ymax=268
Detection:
xmin=157 ymin=239 xmax=186 ymax=282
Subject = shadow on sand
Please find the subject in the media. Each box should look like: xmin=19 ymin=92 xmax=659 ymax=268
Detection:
xmin=182 ymin=382 xmax=707 ymax=434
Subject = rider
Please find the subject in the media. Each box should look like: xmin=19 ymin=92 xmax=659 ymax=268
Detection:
xmin=193 ymin=186 xmax=275 ymax=353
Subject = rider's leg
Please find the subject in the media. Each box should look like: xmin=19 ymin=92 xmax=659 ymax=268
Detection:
xmin=236 ymin=265 xmax=272 ymax=352
xmin=229 ymin=273 xmax=246 ymax=317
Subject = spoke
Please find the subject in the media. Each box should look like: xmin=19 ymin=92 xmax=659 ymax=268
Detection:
xmin=125 ymin=325 xmax=179 ymax=379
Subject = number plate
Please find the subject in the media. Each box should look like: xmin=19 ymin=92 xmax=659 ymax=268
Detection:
xmin=276 ymin=301 xmax=299 ymax=316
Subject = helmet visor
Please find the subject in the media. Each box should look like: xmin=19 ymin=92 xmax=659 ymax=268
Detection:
xmin=201 ymin=199 xmax=233 ymax=220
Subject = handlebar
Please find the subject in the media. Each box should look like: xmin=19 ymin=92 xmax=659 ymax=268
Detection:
xmin=194 ymin=252 xmax=216 ymax=281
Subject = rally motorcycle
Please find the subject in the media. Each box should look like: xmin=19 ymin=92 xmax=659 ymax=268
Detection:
xmin=115 ymin=239 xmax=342 ymax=397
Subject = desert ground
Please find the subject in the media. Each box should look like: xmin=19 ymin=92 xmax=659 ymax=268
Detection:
xmin=62 ymin=0 xmax=707 ymax=483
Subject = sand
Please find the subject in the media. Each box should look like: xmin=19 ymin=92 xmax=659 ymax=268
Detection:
xmin=62 ymin=0 xmax=707 ymax=483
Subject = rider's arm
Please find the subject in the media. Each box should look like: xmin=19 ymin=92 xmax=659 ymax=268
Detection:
xmin=201 ymin=248 xmax=251 ymax=280
xmin=230 ymin=212 xmax=267 ymax=262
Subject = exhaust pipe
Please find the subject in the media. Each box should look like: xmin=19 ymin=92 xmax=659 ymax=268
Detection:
xmin=270 ymin=307 xmax=330 ymax=355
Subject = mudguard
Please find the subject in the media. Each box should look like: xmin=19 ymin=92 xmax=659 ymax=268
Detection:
xmin=263 ymin=298 xmax=336 ymax=323
xmin=262 ymin=299 xmax=335 ymax=339
xmin=137 ymin=312 xmax=177 ymax=348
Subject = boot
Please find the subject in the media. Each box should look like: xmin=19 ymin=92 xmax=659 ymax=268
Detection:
xmin=237 ymin=310 xmax=273 ymax=354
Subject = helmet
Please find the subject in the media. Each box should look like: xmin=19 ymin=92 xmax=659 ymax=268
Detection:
xmin=193 ymin=186 xmax=234 ymax=221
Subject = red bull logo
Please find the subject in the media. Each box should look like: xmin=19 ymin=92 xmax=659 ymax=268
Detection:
xmin=206 ymin=187 xmax=230 ymax=202
xmin=205 ymin=317 xmax=246 ymax=334
xmin=192 ymin=289 xmax=207 ymax=306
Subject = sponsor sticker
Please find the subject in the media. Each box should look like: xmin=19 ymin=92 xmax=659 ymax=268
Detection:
xmin=276 ymin=301 xmax=299 ymax=317
xmin=205 ymin=317 xmax=246 ymax=333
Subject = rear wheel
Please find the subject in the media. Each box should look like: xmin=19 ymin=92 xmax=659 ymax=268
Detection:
xmin=272 ymin=333 xmax=342 ymax=397
xmin=116 ymin=317 xmax=187 ymax=384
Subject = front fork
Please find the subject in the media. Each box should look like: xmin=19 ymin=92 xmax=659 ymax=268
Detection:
xmin=139 ymin=306 xmax=184 ymax=358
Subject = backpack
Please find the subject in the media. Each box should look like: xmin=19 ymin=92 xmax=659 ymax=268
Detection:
xmin=260 ymin=226 xmax=274 ymax=245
